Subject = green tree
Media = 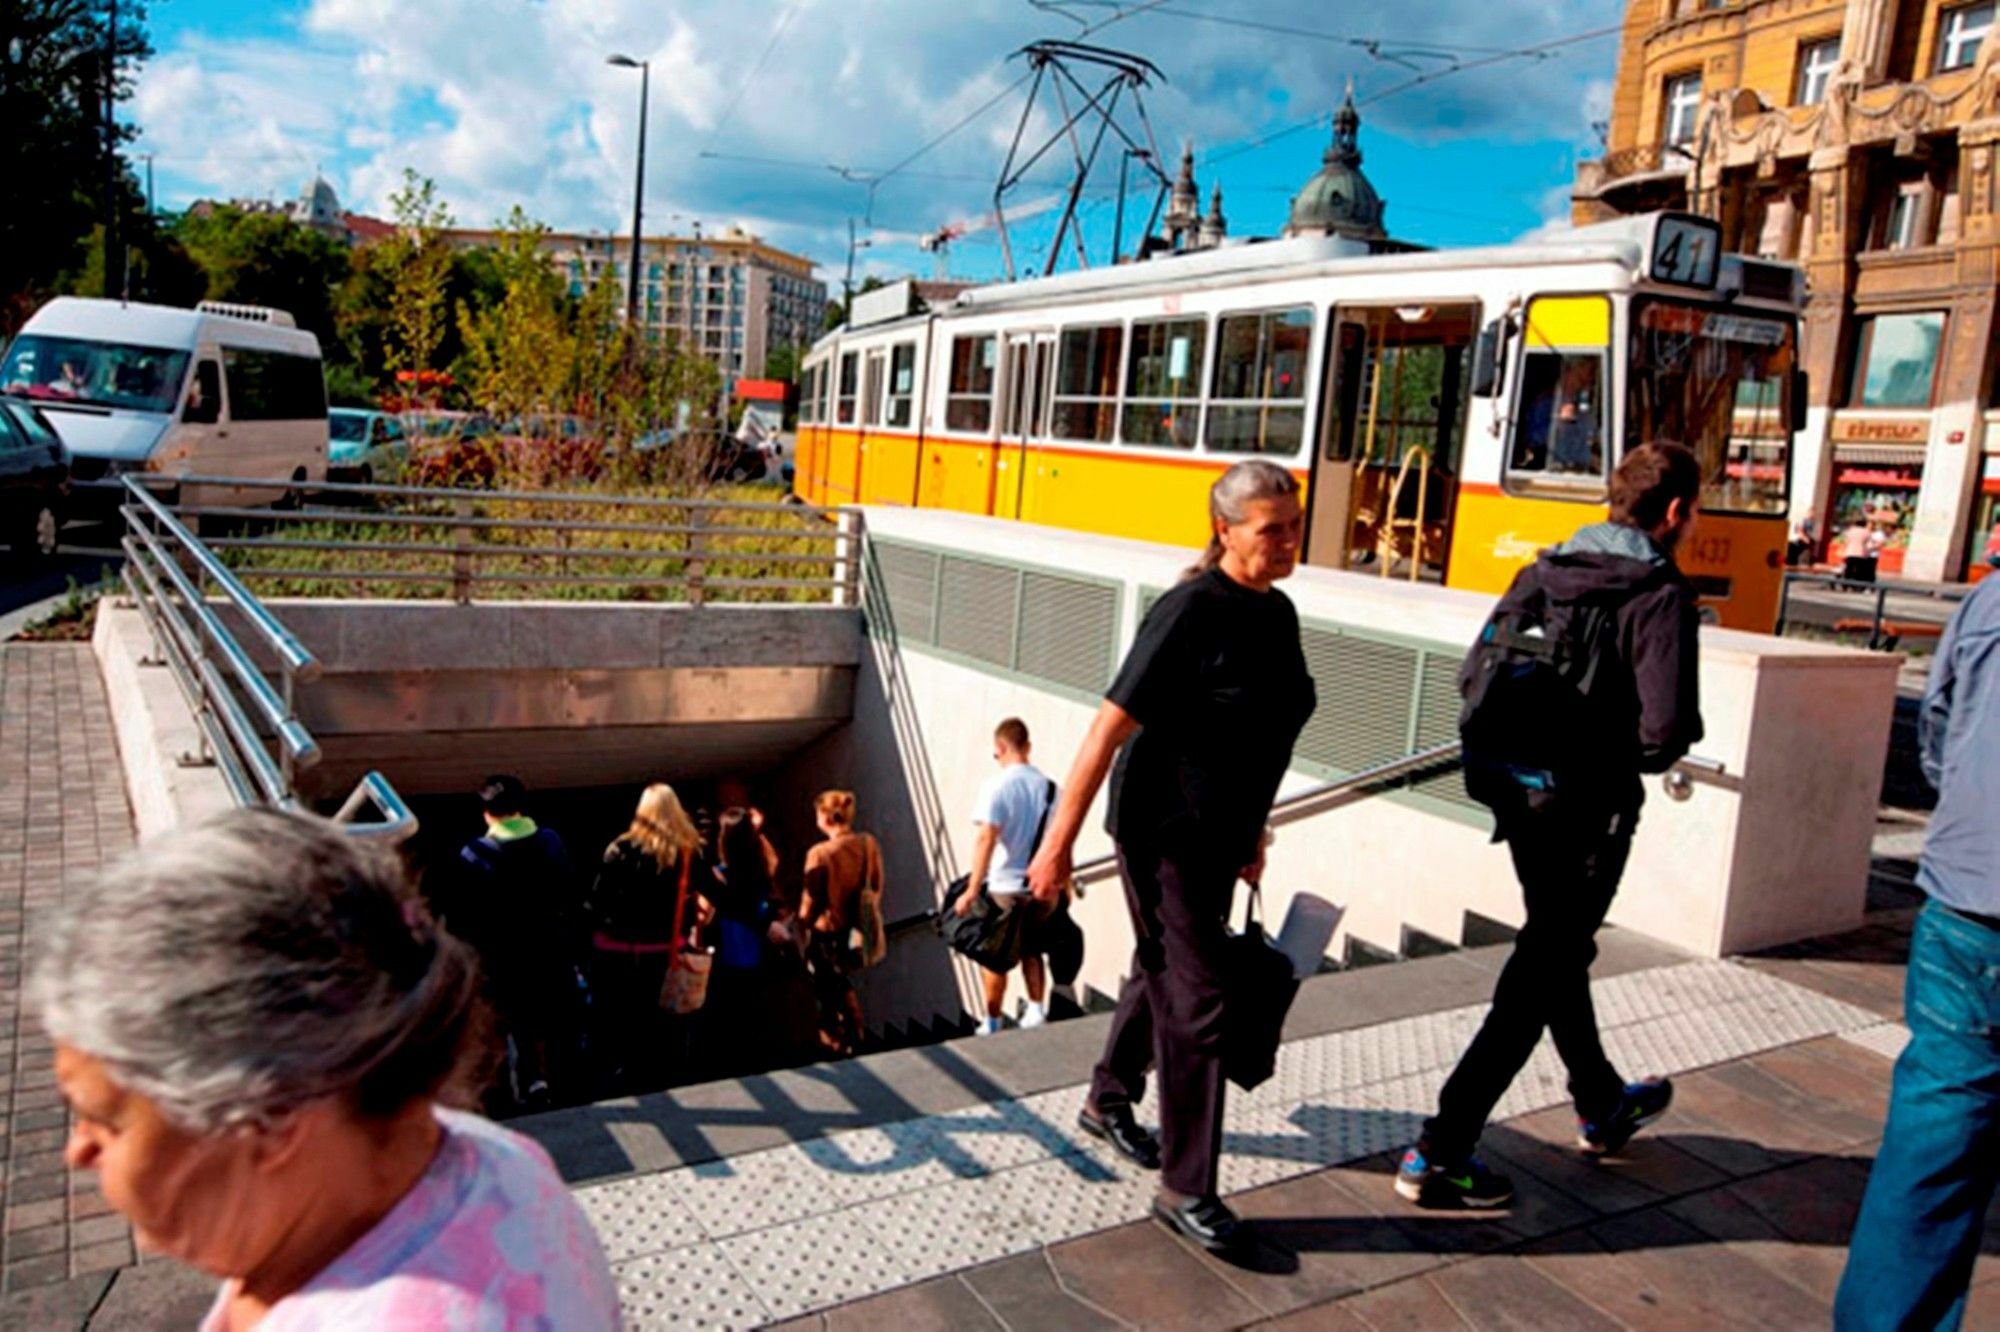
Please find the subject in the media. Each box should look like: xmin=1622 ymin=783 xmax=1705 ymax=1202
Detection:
xmin=376 ymin=170 xmax=454 ymax=404
xmin=763 ymin=342 xmax=800 ymax=384
xmin=173 ymin=205 xmax=353 ymax=351
xmin=455 ymin=208 xmax=574 ymax=427
xmin=1 ymin=0 xmax=155 ymax=332
xmin=338 ymin=240 xmax=506 ymax=406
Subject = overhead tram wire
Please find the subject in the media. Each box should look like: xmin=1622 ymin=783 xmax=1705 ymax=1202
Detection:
xmin=1197 ymin=22 xmax=1624 ymax=169
xmin=702 ymin=2 xmax=803 ymax=150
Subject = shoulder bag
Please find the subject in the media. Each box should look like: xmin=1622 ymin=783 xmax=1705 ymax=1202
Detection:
xmin=658 ymin=851 xmax=713 ymax=1014
xmin=1222 ymin=880 xmax=1299 ymax=1091
xmin=854 ymin=834 xmax=890 ymax=968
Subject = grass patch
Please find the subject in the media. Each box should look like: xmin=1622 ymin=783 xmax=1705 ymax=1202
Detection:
xmin=204 ymin=481 xmax=846 ymax=605
xmin=16 ymin=575 xmax=118 ymax=641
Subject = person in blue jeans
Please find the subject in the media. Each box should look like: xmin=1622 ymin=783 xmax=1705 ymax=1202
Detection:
xmin=1837 ymin=563 xmax=2000 ymax=1331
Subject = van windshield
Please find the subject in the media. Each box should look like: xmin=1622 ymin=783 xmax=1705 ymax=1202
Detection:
xmin=0 ymin=335 xmax=190 ymax=414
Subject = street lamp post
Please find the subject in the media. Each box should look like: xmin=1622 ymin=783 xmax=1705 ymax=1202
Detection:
xmin=841 ymin=218 xmax=873 ymax=323
xmin=607 ymin=54 xmax=650 ymax=329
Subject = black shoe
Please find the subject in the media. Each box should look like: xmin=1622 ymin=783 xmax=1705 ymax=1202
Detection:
xmin=1152 ymin=1192 xmax=1246 ymax=1253
xmin=1078 ymin=1104 xmax=1161 ymax=1170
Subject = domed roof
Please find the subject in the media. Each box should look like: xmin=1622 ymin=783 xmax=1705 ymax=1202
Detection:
xmin=1285 ymin=89 xmax=1386 ymax=240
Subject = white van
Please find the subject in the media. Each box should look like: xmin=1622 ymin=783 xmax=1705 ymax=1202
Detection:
xmin=0 ymin=297 xmax=328 ymax=512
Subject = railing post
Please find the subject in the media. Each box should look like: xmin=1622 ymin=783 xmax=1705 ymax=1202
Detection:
xmin=835 ymin=510 xmax=861 ymax=608
xmin=687 ymin=505 xmax=707 ymax=608
xmin=1872 ymin=583 xmax=1889 ymax=651
xmin=1775 ymin=573 xmax=1792 ymax=636
xmin=278 ymin=666 xmax=297 ymax=796
xmin=451 ymin=496 xmax=474 ymax=606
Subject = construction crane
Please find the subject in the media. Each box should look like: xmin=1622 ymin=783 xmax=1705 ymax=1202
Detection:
xmin=919 ymin=194 xmax=1064 ymax=280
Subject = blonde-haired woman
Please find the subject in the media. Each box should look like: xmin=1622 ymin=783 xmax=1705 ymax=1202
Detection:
xmin=801 ymin=789 xmax=877 ymax=1054
xmin=583 ymin=783 xmax=707 ymax=1091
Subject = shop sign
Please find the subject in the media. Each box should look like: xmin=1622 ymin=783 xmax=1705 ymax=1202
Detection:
xmin=1836 ymin=466 xmax=1923 ymax=488
xmin=1830 ymin=416 xmax=1927 ymax=443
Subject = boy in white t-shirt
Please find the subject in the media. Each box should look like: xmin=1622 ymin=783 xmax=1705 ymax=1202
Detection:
xmin=953 ymin=717 xmax=1056 ymax=1034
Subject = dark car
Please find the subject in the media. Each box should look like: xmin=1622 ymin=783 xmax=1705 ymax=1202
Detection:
xmin=0 ymin=400 xmax=69 ymax=563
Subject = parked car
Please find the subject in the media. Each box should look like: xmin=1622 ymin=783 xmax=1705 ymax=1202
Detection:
xmin=0 ymin=399 xmax=71 ymax=563
xmin=326 ymin=408 xmax=407 ymax=485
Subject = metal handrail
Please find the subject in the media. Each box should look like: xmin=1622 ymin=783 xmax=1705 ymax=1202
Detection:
xmin=334 ymin=771 xmax=419 ymax=845
xmin=1776 ymin=570 xmax=1968 ymax=649
xmin=1069 ymin=742 xmax=1465 ymax=887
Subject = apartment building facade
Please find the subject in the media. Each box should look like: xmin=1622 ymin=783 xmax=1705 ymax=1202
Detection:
xmin=1574 ymin=0 xmax=2000 ymax=580
xmin=447 ymin=225 xmax=827 ymax=389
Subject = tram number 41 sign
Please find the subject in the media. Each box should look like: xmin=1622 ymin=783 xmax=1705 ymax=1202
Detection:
xmin=1650 ymin=216 xmax=1720 ymax=289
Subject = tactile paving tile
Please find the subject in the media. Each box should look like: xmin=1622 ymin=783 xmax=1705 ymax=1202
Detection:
xmin=714 ymin=1210 xmax=912 ymax=1321
xmin=581 ymin=959 xmax=1898 ymax=1325
xmin=671 ymin=1144 xmax=843 ymax=1239
xmin=1839 ymin=1022 xmax=1911 ymax=1062
xmin=614 ymin=1242 xmax=771 ymax=1331
xmin=574 ymin=1172 xmax=706 ymax=1263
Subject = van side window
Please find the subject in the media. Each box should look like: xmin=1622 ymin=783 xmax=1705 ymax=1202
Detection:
xmin=185 ymin=361 xmax=222 ymax=424
xmin=219 ymin=347 xmax=327 ymax=421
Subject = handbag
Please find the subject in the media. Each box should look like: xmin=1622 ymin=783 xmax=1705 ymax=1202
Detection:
xmin=936 ymin=777 xmax=1059 ymax=973
xmin=855 ymin=835 xmax=889 ymax=968
xmin=1223 ymin=881 xmax=1299 ymax=1092
xmin=656 ymin=852 xmax=712 ymax=1013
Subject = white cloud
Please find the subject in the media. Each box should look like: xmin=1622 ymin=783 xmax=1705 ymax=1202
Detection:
xmin=134 ymin=0 xmax=1626 ymax=272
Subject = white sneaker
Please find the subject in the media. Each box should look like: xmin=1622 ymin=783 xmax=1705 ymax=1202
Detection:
xmin=975 ymin=1016 xmax=1002 ymax=1037
xmin=1019 ymin=1001 xmax=1048 ymax=1030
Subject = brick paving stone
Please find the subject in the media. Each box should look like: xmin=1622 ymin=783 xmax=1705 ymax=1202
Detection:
xmin=68 ymin=1215 xmax=129 ymax=1249
xmin=957 ymin=1250 xmax=1127 ymax=1330
xmin=68 ymin=1238 xmax=134 ymax=1277
xmin=1332 ymin=1271 xmax=1476 ymax=1329
xmin=1520 ymin=1208 xmax=1832 ymax=1328
xmin=2 ymin=1251 xmax=70 ymax=1291
xmin=1 ymin=1226 xmax=64 ymax=1261
xmin=1045 ymin=1219 xmax=1268 ymax=1330
xmin=1210 ymin=1168 xmax=1443 ymax=1315
xmin=1661 ymin=1182 xmax=1852 ymax=1306
xmin=5 ymin=1200 xmax=63 ymax=1234
xmin=813 ymin=1274 xmax=1004 ymax=1331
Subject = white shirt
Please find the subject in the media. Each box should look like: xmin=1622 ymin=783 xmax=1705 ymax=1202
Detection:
xmin=972 ymin=761 xmax=1054 ymax=897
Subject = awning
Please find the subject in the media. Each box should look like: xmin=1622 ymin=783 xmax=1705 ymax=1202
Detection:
xmin=1832 ymin=443 xmax=1927 ymax=465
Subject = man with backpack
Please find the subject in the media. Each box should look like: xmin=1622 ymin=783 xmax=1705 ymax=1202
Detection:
xmin=953 ymin=718 xmax=1063 ymax=1035
xmin=1397 ymin=442 xmax=1705 ymax=1209
xmin=436 ymin=774 xmax=577 ymax=1110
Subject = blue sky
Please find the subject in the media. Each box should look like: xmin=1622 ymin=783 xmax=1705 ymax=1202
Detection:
xmin=131 ymin=0 xmax=1622 ymax=283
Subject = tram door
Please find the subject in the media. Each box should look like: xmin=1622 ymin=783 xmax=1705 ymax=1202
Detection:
xmin=993 ymin=332 xmax=1053 ymax=519
xmin=1305 ymin=304 xmax=1477 ymax=582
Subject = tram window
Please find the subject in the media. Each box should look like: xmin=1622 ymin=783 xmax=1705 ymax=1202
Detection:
xmin=887 ymin=343 xmax=916 ymax=427
xmin=1052 ymin=324 xmax=1123 ymax=443
xmin=798 ymin=366 xmax=815 ymax=424
xmin=862 ymin=352 xmax=886 ymax=425
xmin=1510 ymin=350 xmax=1606 ymax=480
xmin=836 ymin=352 xmax=859 ymax=425
xmin=1207 ymin=307 xmax=1313 ymax=455
xmin=1122 ymin=317 xmax=1205 ymax=449
xmin=946 ymin=334 xmax=996 ymax=434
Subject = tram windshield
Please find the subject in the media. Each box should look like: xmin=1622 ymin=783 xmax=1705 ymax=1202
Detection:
xmin=1628 ymin=300 xmax=1795 ymax=516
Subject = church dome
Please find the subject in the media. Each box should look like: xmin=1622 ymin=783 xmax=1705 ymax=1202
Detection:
xmin=1284 ymin=89 xmax=1385 ymax=240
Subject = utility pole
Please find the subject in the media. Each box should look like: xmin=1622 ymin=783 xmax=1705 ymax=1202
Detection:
xmin=103 ymin=0 xmax=120 ymax=300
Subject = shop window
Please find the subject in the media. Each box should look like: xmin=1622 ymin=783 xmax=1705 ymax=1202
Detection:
xmin=1662 ymin=72 xmax=1702 ymax=146
xmin=1795 ymin=37 xmax=1841 ymax=107
xmin=1850 ymin=312 xmax=1945 ymax=407
xmin=887 ymin=343 xmax=916 ymax=428
xmin=1938 ymin=1 xmax=1993 ymax=71
xmin=836 ymin=351 xmax=858 ymax=424
xmin=1051 ymin=323 xmax=1123 ymax=443
xmin=1207 ymin=307 xmax=1313 ymax=455
xmin=945 ymin=334 xmax=996 ymax=434
xmin=1121 ymin=317 xmax=1205 ymax=449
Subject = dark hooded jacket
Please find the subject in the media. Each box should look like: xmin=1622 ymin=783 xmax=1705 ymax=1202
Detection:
xmin=1476 ymin=521 xmax=1704 ymax=815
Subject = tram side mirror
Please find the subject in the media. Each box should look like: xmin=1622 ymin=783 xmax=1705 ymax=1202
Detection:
xmin=1470 ymin=317 xmax=1510 ymax=398
xmin=1789 ymin=368 xmax=1809 ymax=433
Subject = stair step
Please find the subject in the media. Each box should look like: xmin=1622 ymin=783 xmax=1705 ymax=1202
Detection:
xmin=1342 ymin=934 xmax=1399 ymax=969
xmin=1400 ymin=924 xmax=1458 ymax=959
xmin=1460 ymin=910 xmax=1520 ymax=949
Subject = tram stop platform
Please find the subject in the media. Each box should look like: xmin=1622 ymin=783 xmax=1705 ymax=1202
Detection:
xmin=2 ymin=642 xmax=1993 ymax=1330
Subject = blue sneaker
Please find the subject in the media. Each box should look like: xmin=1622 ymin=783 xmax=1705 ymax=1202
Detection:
xmin=1394 ymin=1146 xmax=1515 ymax=1208
xmin=1578 ymin=1077 xmax=1674 ymax=1155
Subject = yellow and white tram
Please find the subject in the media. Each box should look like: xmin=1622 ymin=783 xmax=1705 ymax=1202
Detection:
xmin=797 ymin=211 xmax=1802 ymax=630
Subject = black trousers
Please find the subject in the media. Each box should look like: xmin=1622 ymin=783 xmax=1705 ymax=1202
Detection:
xmin=1422 ymin=807 xmax=1636 ymax=1163
xmin=1088 ymin=840 xmax=1234 ymax=1199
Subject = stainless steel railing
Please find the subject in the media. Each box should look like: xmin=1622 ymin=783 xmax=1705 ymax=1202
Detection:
xmin=163 ymin=474 xmax=863 ymax=607
xmin=117 ymin=477 xmax=417 ymax=841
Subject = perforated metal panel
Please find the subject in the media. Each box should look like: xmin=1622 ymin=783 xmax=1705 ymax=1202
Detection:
xmin=1409 ymin=649 xmax=1480 ymax=812
xmin=1297 ymin=630 xmax=1419 ymax=774
xmin=1016 ymin=571 xmax=1118 ymax=694
xmin=872 ymin=543 xmax=940 ymax=645
xmin=936 ymin=555 xmax=1019 ymax=668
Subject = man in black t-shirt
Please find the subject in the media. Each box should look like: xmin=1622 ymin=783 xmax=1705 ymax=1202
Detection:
xmin=1397 ymin=444 xmax=1703 ymax=1211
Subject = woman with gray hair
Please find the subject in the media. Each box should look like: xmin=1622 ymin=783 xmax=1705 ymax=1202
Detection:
xmin=1028 ymin=458 xmax=1317 ymax=1256
xmin=33 ymin=807 xmax=618 ymax=1329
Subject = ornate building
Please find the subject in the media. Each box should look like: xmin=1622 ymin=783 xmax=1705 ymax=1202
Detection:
xmin=1574 ymin=0 xmax=2000 ymax=581
xmin=1159 ymin=145 xmax=1230 ymax=253
xmin=1284 ymin=87 xmax=1389 ymax=243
